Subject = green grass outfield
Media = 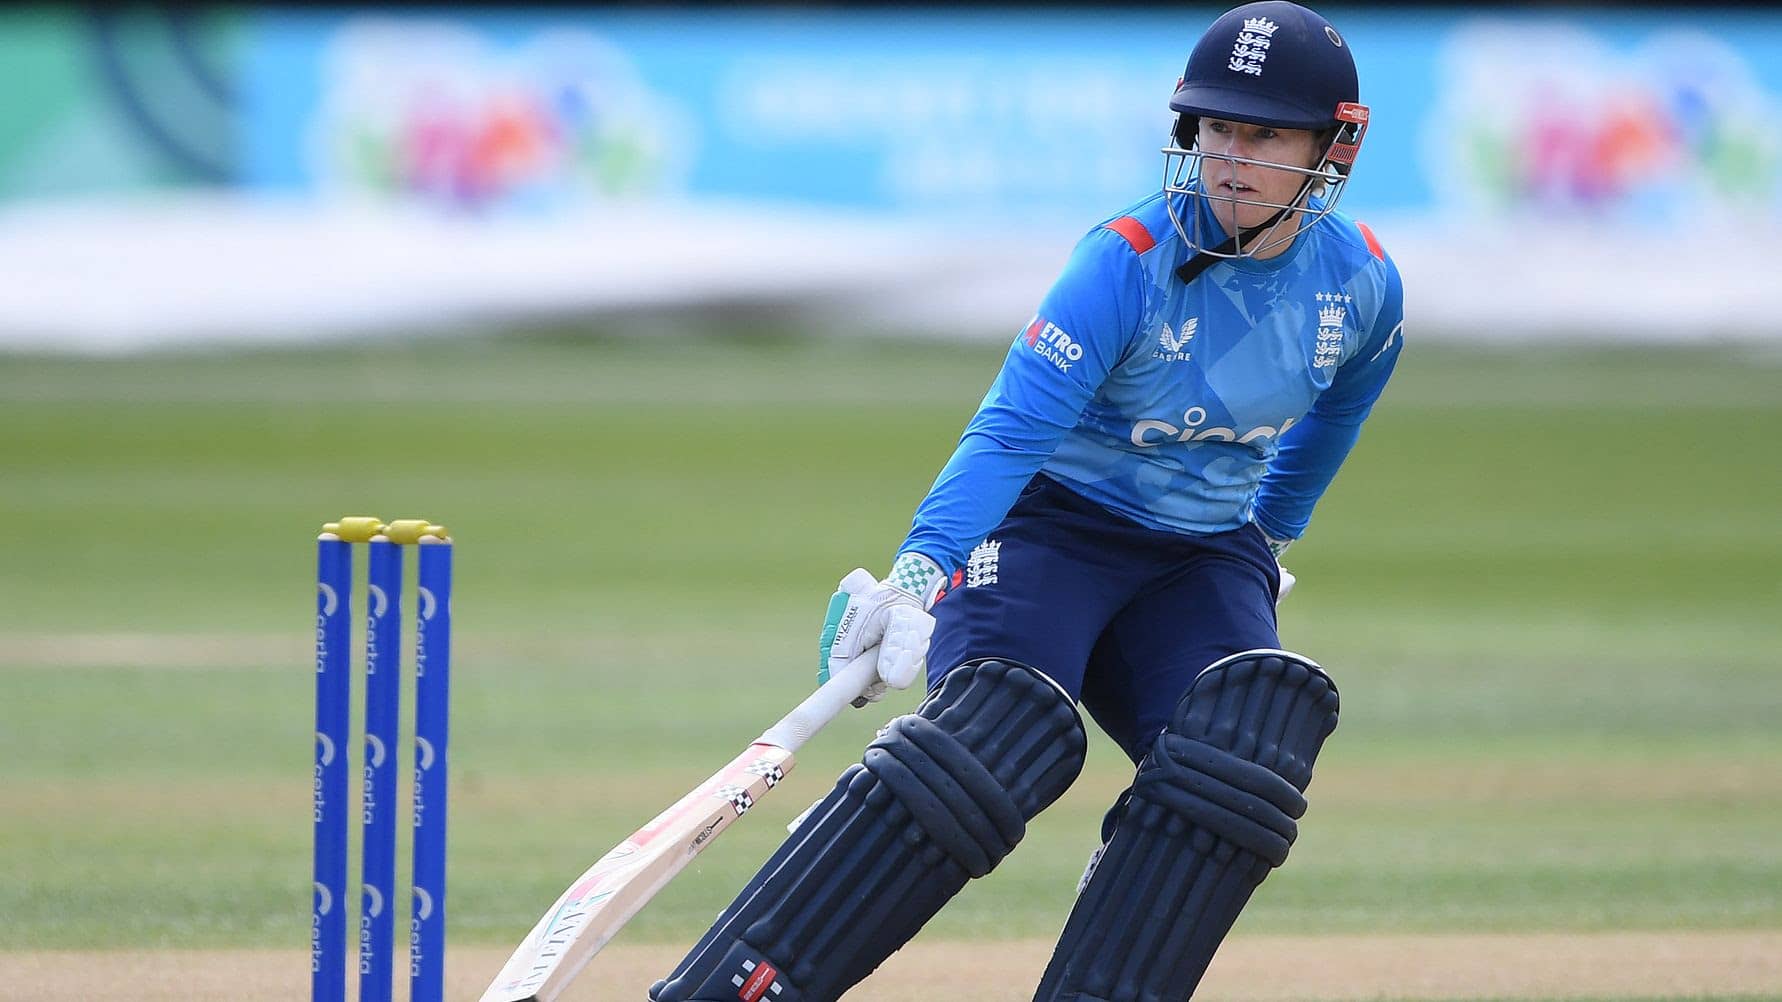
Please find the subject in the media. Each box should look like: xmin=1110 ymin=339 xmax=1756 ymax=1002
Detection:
xmin=1 ymin=335 xmax=1778 ymax=984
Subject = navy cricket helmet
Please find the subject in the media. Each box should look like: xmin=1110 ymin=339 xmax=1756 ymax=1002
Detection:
xmin=1170 ymin=0 xmax=1358 ymax=135
xmin=1162 ymin=1 xmax=1370 ymax=259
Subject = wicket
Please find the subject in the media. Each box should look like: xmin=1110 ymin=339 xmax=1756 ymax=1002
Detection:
xmin=313 ymin=517 xmax=454 ymax=1002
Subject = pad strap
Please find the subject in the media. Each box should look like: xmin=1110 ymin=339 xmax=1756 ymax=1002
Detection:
xmin=1135 ymin=735 xmax=1305 ymax=867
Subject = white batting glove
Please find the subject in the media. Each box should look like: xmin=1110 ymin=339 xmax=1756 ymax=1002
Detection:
xmin=818 ymin=553 xmax=944 ymax=707
xmin=1276 ymin=565 xmax=1296 ymax=604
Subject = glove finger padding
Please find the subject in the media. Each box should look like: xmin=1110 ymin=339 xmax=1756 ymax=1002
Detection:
xmin=836 ymin=568 xmax=877 ymax=596
xmin=877 ymin=604 xmax=935 ymax=691
xmin=847 ymin=605 xmax=937 ymax=707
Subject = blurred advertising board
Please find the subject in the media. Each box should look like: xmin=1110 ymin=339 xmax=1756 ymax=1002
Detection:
xmin=6 ymin=8 xmax=1779 ymax=348
xmin=0 ymin=9 xmax=238 ymax=196
xmin=241 ymin=8 xmax=1782 ymax=232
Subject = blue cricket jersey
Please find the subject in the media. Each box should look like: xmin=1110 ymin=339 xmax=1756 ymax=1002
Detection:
xmin=899 ymin=188 xmax=1405 ymax=574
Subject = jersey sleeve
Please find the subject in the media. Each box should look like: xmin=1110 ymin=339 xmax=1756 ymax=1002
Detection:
xmin=898 ymin=225 xmax=1147 ymax=572
xmin=1253 ymin=251 xmax=1405 ymax=543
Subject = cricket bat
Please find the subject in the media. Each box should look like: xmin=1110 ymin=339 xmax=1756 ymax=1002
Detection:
xmin=479 ymin=648 xmax=883 ymax=1002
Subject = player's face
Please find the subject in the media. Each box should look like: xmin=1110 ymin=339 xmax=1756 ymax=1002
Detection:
xmin=1194 ymin=118 xmax=1324 ymax=236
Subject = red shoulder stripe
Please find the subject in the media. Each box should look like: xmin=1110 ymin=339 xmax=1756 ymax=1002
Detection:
xmin=1105 ymin=216 xmax=1155 ymax=254
xmin=1355 ymin=220 xmax=1385 ymax=260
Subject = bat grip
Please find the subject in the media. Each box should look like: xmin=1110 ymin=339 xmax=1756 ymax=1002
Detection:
xmin=757 ymin=647 xmax=882 ymax=753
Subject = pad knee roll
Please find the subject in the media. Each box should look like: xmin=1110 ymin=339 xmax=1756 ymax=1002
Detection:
xmin=653 ymin=658 xmax=1086 ymax=1002
xmin=1035 ymin=650 xmax=1339 ymax=1002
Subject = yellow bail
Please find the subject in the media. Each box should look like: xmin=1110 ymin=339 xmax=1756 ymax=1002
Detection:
xmin=384 ymin=519 xmax=449 ymax=544
xmin=322 ymin=516 xmax=385 ymax=543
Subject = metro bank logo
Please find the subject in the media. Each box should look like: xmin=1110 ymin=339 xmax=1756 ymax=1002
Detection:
xmin=1023 ymin=315 xmax=1083 ymax=373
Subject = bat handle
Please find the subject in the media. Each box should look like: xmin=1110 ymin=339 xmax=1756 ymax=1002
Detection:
xmin=757 ymin=647 xmax=883 ymax=753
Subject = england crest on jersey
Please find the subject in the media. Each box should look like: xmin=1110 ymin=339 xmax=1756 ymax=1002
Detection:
xmin=1314 ymin=292 xmax=1350 ymax=369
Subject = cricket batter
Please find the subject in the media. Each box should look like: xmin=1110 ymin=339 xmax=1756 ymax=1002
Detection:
xmin=654 ymin=3 xmax=1402 ymax=998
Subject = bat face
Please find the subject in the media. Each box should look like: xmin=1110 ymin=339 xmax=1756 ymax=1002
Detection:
xmin=481 ymin=647 xmax=882 ymax=1002
xmin=481 ymin=743 xmax=796 ymax=1002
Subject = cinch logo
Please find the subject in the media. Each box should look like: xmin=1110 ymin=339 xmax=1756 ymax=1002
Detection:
xmin=1130 ymin=407 xmax=1297 ymax=447
xmin=1022 ymin=315 xmax=1082 ymax=373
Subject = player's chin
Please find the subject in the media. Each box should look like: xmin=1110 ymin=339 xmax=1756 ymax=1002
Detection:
xmin=1231 ymin=203 xmax=1284 ymax=231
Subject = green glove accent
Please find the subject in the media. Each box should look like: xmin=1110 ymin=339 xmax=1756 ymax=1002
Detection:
xmin=816 ymin=589 xmax=851 ymax=684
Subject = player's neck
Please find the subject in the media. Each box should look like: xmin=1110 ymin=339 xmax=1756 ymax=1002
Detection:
xmin=1216 ymin=215 xmax=1302 ymax=260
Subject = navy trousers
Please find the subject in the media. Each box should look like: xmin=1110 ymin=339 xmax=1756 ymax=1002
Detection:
xmin=926 ymin=474 xmax=1281 ymax=765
